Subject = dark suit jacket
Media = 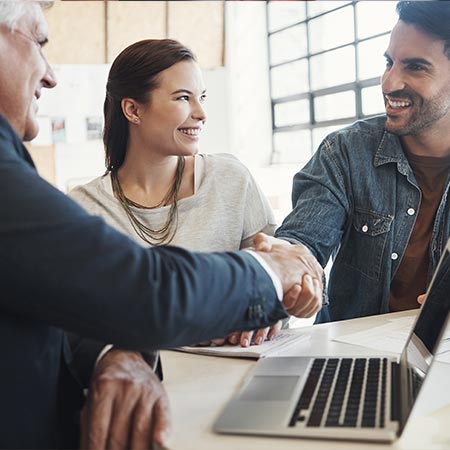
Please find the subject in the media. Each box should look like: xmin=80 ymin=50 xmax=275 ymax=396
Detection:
xmin=0 ymin=115 xmax=287 ymax=448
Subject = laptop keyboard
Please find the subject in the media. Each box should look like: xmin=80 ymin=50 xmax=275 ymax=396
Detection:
xmin=289 ymin=357 xmax=389 ymax=429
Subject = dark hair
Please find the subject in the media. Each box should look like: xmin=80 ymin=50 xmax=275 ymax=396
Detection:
xmin=104 ymin=39 xmax=196 ymax=171
xmin=396 ymin=1 xmax=450 ymax=60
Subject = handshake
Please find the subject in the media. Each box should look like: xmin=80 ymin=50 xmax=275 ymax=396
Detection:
xmin=252 ymin=233 xmax=323 ymax=318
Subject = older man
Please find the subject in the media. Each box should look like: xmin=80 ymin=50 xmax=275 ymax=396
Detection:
xmin=0 ymin=1 xmax=323 ymax=449
xmin=272 ymin=1 xmax=450 ymax=323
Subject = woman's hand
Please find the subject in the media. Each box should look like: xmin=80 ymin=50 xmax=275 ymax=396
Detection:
xmin=194 ymin=320 xmax=283 ymax=347
xmin=226 ymin=320 xmax=283 ymax=347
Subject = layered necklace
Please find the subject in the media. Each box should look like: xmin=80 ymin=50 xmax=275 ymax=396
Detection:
xmin=111 ymin=156 xmax=186 ymax=246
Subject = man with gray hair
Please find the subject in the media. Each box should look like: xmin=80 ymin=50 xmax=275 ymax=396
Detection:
xmin=0 ymin=1 xmax=322 ymax=449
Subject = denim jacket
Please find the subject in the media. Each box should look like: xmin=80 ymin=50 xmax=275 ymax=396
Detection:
xmin=276 ymin=116 xmax=450 ymax=323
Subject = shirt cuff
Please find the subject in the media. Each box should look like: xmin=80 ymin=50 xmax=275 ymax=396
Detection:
xmin=245 ymin=250 xmax=283 ymax=301
xmin=94 ymin=346 xmax=162 ymax=380
xmin=95 ymin=344 xmax=114 ymax=366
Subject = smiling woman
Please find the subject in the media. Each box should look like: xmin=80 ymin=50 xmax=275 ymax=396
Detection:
xmin=69 ymin=38 xmax=282 ymax=348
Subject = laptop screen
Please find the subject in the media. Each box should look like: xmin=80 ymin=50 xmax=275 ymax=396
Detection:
xmin=404 ymin=239 xmax=450 ymax=403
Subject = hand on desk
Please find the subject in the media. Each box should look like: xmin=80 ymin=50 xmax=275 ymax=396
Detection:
xmin=227 ymin=320 xmax=282 ymax=347
xmin=253 ymin=233 xmax=323 ymax=318
xmin=81 ymin=349 xmax=170 ymax=450
xmin=203 ymin=320 xmax=282 ymax=347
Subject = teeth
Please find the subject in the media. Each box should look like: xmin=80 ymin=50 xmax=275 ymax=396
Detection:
xmin=387 ymin=98 xmax=411 ymax=108
xmin=179 ymin=128 xmax=200 ymax=136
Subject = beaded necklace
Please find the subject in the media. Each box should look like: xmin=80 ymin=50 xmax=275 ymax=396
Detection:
xmin=111 ymin=156 xmax=185 ymax=245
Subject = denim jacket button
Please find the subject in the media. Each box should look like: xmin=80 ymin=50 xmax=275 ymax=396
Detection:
xmin=407 ymin=208 xmax=415 ymax=216
xmin=362 ymin=224 xmax=369 ymax=233
xmin=391 ymin=252 xmax=398 ymax=260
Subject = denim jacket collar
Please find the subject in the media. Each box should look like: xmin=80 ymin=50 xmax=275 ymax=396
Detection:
xmin=374 ymin=130 xmax=411 ymax=177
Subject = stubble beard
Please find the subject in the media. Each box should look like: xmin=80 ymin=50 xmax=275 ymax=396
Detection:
xmin=385 ymin=90 xmax=450 ymax=137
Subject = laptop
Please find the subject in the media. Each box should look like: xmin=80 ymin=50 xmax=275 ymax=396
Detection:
xmin=214 ymin=239 xmax=450 ymax=443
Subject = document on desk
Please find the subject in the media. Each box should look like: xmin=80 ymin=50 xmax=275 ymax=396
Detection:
xmin=333 ymin=315 xmax=450 ymax=364
xmin=175 ymin=328 xmax=310 ymax=359
xmin=437 ymin=337 xmax=450 ymax=364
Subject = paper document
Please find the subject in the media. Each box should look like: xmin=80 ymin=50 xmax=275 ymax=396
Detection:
xmin=436 ymin=337 xmax=450 ymax=364
xmin=333 ymin=316 xmax=414 ymax=354
xmin=176 ymin=328 xmax=310 ymax=359
xmin=333 ymin=315 xmax=450 ymax=364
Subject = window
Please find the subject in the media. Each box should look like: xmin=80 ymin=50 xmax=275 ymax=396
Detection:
xmin=268 ymin=1 xmax=398 ymax=164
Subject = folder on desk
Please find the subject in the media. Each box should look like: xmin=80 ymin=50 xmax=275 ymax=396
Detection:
xmin=214 ymin=238 xmax=450 ymax=443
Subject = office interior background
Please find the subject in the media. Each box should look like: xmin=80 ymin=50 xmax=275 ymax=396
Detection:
xmin=31 ymin=0 xmax=397 ymax=225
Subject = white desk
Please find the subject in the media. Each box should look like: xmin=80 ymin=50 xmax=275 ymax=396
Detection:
xmin=161 ymin=310 xmax=450 ymax=450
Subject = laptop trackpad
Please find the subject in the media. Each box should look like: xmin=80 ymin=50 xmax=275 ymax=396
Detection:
xmin=241 ymin=376 xmax=300 ymax=402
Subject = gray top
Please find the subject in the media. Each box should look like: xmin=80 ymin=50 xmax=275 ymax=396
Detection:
xmin=69 ymin=153 xmax=277 ymax=251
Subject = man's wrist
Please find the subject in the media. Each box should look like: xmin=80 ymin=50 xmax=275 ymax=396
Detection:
xmin=95 ymin=346 xmax=162 ymax=379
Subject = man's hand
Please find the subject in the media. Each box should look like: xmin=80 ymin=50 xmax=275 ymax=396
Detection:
xmin=253 ymin=233 xmax=323 ymax=318
xmin=80 ymin=349 xmax=170 ymax=450
xmin=417 ymin=294 xmax=425 ymax=305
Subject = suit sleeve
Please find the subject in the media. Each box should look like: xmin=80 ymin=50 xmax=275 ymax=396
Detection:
xmin=66 ymin=333 xmax=108 ymax=388
xmin=0 ymin=126 xmax=287 ymax=351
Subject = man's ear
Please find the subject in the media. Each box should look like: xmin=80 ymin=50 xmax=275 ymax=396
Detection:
xmin=121 ymin=98 xmax=141 ymax=124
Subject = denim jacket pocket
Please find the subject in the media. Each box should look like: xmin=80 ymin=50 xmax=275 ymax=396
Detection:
xmin=343 ymin=209 xmax=393 ymax=280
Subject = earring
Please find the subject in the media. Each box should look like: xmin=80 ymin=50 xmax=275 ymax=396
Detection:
xmin=134 ymin=117 xmax=139 ymax=123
